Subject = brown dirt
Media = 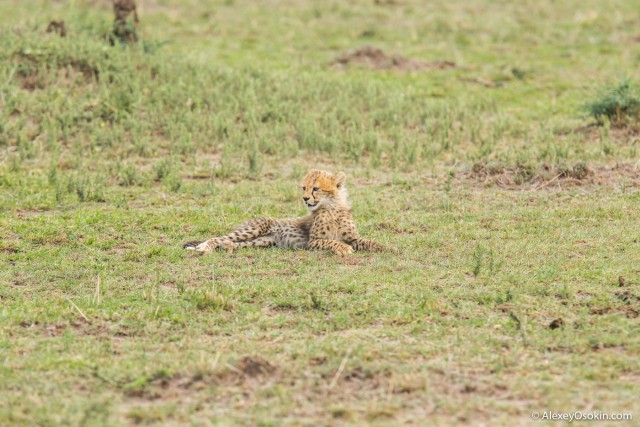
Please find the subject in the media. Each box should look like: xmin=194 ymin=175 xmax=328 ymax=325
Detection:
xmin=113 ymin=0 xmax=139 ymax=22
xmin=327 ymin=364 xmax=519 ymax=409
xmin=574 ymin=122 xmax=640 ymax=142
xmin=14 ymin=209 xmax=58 ymax=218
xmin=46 ymin=20 xmax=66 ymax=37
xmin=110 ymin=0 xmax=139 ymax=45
xmin=377 ymin=223 xmax=414 ymax=234
xmin=625 ymin=308 xmax=639 ymax=319
xmin=262 ymin=302 xmax=299 ymax=314
xmin=467 ymin=162 xmax=640 ymax=190
xmin=615 ymin=290 xmax=640 ymax=305
xmin=459 ymin=77 xmax=504 ymax=88
xmin=340 ymin=257 xmax=363 ymax=266
xmin=548 ymin=318 xmax=564 ymax=330
xmin=25 ymin=318 xmax=137 ymax=340
xmin=591 ymin=342 xmax=627 ymax=352
xmin=234 ymin=355 xmax=278 ymax=378
xmin=16 ymin=53 xmax=100 ymax=91
xmin=112 ymin=349 xmax=543 ymax=425
xmin=580 ymin=283 xmax=640 ymax=319
xmin=123 ymin=355 xmax=280 ymax=402
xmin=332 ymin=46 xmax=456 ymax=72
xmin=18 ymin=73 xmax=46 ymax=91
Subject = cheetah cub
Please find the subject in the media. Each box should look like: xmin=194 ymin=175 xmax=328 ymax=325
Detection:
xmin=183 ymin=169 xmax=397 ymax=256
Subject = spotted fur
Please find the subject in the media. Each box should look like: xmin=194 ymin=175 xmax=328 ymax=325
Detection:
xmin=184 ymin=169 xmax=397 ymax=256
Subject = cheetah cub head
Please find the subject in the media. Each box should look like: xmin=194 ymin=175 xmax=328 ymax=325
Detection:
xmin=301 ymin=169 xmax=348 ymax=211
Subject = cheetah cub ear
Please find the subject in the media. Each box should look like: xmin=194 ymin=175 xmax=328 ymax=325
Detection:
xmin=336 ymin=172 xmax=346 ymax=188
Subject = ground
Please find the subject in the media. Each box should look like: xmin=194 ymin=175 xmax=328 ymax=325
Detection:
xmin=0 ymin=0 xmax=639 ymax=426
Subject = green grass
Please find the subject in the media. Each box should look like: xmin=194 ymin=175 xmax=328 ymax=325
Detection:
xmin=1 ymin=0 xmax=639 ymax=425
xmin=583 ymin=78 xmax=640 ymax=124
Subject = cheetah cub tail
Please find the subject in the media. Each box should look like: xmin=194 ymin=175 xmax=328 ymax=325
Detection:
xmin=183 ymin=241 xmax=203 ymax=250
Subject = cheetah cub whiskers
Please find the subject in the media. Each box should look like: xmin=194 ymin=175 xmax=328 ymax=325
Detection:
xmin=183 ymin=169 xmax=397 ymax=256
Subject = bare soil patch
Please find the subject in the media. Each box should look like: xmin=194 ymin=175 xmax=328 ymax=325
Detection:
xmin=377 ymin=223 xmax=414 ymax=234
xmin=16 ymin=53 xmax=100 ymax=91
xmin=459 ymin=76 xmax=504 ymax=88
xmin=234 ymin=355 xmax=278 ymax=378
xmin=574 ymin=123 xmax=640 ymax=143
xmin=340 ymin=257 xmax=364 ymax=266
xmin=467 ymin=162 xmax=640 ymax=190
xmin=123 ymin=355 xmax=280 ymax=403
xmin=332 ymin=46 xmax=455 ymax=72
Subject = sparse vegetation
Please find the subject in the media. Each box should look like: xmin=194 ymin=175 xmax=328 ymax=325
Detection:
xmin=583 ymin=78 xmax=640 ymax=125
xmin=1 ymin=0 xmax=639 ymax=425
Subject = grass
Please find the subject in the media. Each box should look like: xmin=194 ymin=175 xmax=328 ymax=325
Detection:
xmin=583 ymin=78 xmax=640 ymax=125
xmin=1 ymin=0 xmax=639 ymax=425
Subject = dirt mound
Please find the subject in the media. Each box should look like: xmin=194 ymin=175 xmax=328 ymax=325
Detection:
xmin=332 ymin=46 xmax=455 ymax=71
xmin=110 ymin=0 xmax=139 ymax=45
xmin=46 ymin=21 xmax=66 ymax=37
xmin=17 ymin=63 xmax=98 ymax=90
xmin=113 ymin=0 xmax=139 ymax=22
xmin=15 ymin=51 xmax=100 ymax=91
xmin=235 ymin=355 xmax=277 ymax=378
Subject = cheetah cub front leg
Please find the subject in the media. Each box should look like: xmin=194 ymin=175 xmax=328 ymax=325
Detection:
xmin=183 ymin=236 xmax=235 ymax=253
xmin=184 ymin=217 xmax=276 ymax=253
xmin=308 ymin=238 xmax=354 ymax=256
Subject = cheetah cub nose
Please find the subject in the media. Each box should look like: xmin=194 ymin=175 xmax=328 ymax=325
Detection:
xmin=303 ymin=197 xmax=310 ymax=202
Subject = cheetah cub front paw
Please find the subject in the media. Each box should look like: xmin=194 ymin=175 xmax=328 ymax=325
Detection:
xmin=334 ymin=244 xmax=354 ymax=257
xmin=183 ymin=238 xmax=235 ymax=253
